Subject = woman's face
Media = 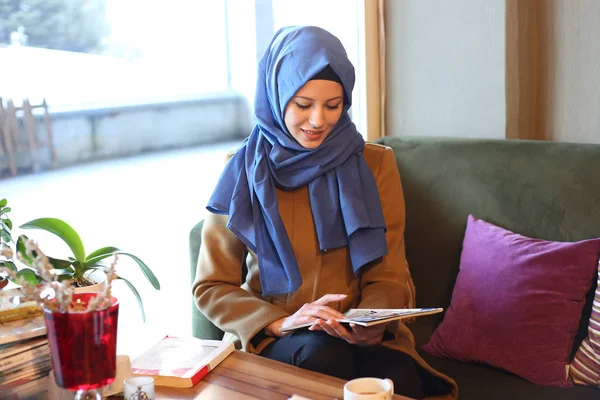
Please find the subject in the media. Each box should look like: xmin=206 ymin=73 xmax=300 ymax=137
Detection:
xmin=283 ymin=79 xmax=344 ymax=149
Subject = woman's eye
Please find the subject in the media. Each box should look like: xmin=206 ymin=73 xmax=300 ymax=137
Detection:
xmin=325 ymin=103 xmax=341 ymax=110
xmin=295 ymin=102 xmax=310 ymax=110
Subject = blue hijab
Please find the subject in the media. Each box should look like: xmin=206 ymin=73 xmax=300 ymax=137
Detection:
xmin=207 ymin=26 xmax=387 ymax=296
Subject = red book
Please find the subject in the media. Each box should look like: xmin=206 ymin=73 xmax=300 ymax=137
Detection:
xmin=130 ymin=336 xmax=235 ymax=388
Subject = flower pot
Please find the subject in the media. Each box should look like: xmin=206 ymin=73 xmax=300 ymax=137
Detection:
xmin=73 ymin=270 xmax=107 ymax=293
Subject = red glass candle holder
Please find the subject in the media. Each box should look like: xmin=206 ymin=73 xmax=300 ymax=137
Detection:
xmin=43 ymin=293 xmax=119 ymax=392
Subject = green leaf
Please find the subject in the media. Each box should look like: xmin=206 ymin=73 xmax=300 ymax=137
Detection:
xmin=0 ymin=222 xmax=11 ymax=236
xmin=0 ymin=199 xmax=7 ymax=207
xmin=47 ymin=257 xmax=74 ymax=270
xmin=0 ymin=260 xmax=17 ymax=272
xmin=116 ymin=252 xmax=160 ymax=290
xmin=71 ymin=261 xmax=86 ymax=278
xmin=85 ymin=251 xmax=160 ymax=290
xmin=85 ymin=264 xmax=106 ymax=275
xmin=86 ymin=246 xmax=120 ymax=262
xmin=15 ymin=269 xmax=39 ymax=284
xmin=56 ymin=272 xmax=75 ymax=282
xmin=116 ymin=276 xmax=146 ymax=322
xmin=1 ymin=230 xmax=11 ymax=243
xmin=87 ymin=263 xmax=106 ymax=272
xmin=20 ymin=218 xmax=86 ymax=264
xmin=78 ymin=262 xmax=98 ymax=275
xmin=84 ymin=253 xmax=116 ymax=266
xmin=1 ymin=207 xmax=11 ymax=213
xmin=3 ymin=219 xmax=12 ymax=230
xmin=16 ymin=235 xmax=33 ymax=266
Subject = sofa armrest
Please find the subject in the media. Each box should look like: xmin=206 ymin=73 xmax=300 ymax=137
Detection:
xmin=190 ymin=220 xmax=226 ymax=340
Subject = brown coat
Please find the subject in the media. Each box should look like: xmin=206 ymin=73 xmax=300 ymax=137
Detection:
xmin=193 ymin=143 xmax=458 ymax=399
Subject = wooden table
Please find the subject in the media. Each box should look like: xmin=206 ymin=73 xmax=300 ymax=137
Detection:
xmin=153 ymin=350 xmax=411 ymax=400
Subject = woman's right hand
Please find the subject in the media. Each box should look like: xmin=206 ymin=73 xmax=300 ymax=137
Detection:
xmin=265 ymin=294 xmax=347 ymax=337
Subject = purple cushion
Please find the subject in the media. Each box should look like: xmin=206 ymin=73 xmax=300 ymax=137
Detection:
xmin=422 ymin=215 xmax=600 ymax=387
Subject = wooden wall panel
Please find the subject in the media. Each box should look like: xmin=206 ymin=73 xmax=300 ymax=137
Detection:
xmin=505 ymin=0 xmax=549 ymax=140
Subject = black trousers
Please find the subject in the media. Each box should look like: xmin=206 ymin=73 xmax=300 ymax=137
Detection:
xmin=258 ymin=330 xmax=445 ymax=399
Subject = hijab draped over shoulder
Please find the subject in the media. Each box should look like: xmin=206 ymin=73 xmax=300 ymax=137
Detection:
xmin=207 ymin=26 xmax=387 ymax=296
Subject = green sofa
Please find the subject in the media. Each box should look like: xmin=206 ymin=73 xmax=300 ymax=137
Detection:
xmin=190 ymin=136 xmax=600 ymax=399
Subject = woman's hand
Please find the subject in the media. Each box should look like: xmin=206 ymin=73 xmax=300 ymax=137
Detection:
xmin=265 ymin=294 xmax=347 ymax=337
xmin=311 ymin=319 xmax=387 ymax=346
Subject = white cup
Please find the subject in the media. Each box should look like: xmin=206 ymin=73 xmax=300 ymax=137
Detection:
xmin=343 ymin=377 xmax=394 ymax=400
xmin=123 ymin=376 xmax=155 ymax=400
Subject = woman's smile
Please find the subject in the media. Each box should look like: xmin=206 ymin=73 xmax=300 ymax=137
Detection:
xmin=300 ymin=128 xmax=326 ymax=139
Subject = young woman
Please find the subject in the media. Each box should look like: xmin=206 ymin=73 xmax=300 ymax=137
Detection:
xmin=193 ymin=26 xmax=457 ymax=399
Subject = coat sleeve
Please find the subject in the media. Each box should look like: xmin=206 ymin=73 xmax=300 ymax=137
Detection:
xmin=357 ymin=147 xmax=416 ymax=310
xmin=192 ymin=211 xmax=290 ymax=351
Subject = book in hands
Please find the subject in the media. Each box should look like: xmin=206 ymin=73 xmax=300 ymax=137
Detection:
xmin=279 ymin=307 xmax=444 ymax=333
xmin=130 ymin=336 xmax=235 ymax=388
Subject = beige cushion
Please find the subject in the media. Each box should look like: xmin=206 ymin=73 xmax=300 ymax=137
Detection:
xmin=570 ymin=262 xmax=600 ymax=387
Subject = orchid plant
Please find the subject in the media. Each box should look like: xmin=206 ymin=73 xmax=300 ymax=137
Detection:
xmin=0 ymin=198 xmax=160 ymax=321
xmin=2 ymin=239 xmax=118 ymax=313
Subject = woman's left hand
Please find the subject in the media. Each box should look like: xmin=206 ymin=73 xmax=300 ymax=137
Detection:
xmin=309 ymin=319 xmax=386 ymax=346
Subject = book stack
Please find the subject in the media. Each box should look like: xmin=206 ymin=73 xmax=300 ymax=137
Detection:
xmin=0 ymin=288 xmax=50 ymax=399
xmin=0 ymin=289 xmax=42 ymax=324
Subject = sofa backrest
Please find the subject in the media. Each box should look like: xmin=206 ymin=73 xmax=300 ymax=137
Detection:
xmin=375 ymin=136 xmax=600 ymax=350
xmin=190 ymin=136 xmax=600 ymax=345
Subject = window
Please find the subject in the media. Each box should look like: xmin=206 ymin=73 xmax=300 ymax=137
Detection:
xmin=0 ymin=0 xmax=229 ymax=107
xmin=1 ymin=1 xmax=368 ymax=131
xmin=0 ymin=0 xmax=372 ymax=353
